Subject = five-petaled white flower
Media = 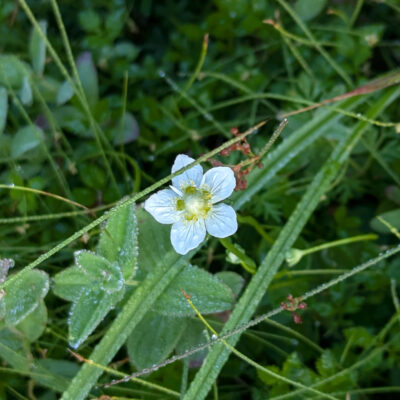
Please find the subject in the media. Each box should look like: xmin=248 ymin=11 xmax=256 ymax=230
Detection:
xmin=144 ymin=154 xmax=238 ymax=255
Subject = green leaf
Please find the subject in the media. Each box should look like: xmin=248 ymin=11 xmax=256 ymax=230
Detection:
xmin=75 ymin=251 xmax=123 ymax=292
xmin=127 ymin=312 xmax=186 ymax=369
xmin=78 ymin=10 xmax=101 ymax=32
xmin=153 ymin=264 xmax=235 ymax=316
xmin=0 ymin=86 xmax=7 ymax=134
xmin=0 ymin=327 xmax=30 ymax=371
xmin=4 ymin=270 xmax=49 ymax=326
xmin=68 ymin=288 xmax=123 ymax=349
xmin=97 ymin=203 xmax=138 ymax=280
xmin=343 ymin=327 xmax=374 ymax=349
xmin=175 ymin=319 xmax=208 ymax=367
xmin=33 ymin=359 xmax=79 ymax=392
xmin=57 ymin=81 xmax=74 ymax=105
xmin=54 ymin=106 xmax=90 ymax=138
xmin=215 ymin=271 xmax=245 ymax=298
xmin=53 ymin=266 xmax=92 ymax=302
xmin=79 ymin=163 xmax=106 ymax=190
xmin=316 ymin=350 xmax=338 ymax=378
xmin=16 ymin=299 xmax=47 ymax=342
xmin=0 ymin=55 xmax=28 ymax=88
xmin=112 ymin=112 xmax=140 ymax=145
xmin=11 ymin=125 xmax=44 ymax=158
xmin=370 ymin=209 xmax=400 ymax=234
xmin=257 ymin=365 xmax=282 ymax=386
xmin=294 ymin=0 xmax=327 ymax=21
xmin=19 ymin=76 xmax=33 ymax=106
xmin=29 ymin=20 xmax=47 ymax=75
xmin=77 ymin=52 xmax=98 ymax=108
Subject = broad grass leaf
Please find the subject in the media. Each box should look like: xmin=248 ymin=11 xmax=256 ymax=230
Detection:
xmin=16 ymin=299 xmax=47 ymax=342
xmin=68 ymin=288 xmax=123 ymax=349
xmin=75 ymin=250 xmax=123 ymax=292
xmin=4 ymin=270 xmax=49 ymax=326
xmin=29 ymin=20 xmax=47 ymax=75
xmin=77 ymin=52 xmax=99 ymax=108
xmin=153 ymin=264 xmax=235 ymax=316
xmin=97 ymin=204 xmax=138 ymax=280
xmin=0 ymin=86 xmax=7 ymax=134
xmin=11 ymin=125 xmax=43 ymax=158
xmin=53 ymin=266 xmax=92 ymax=302
xmin=127 ymin=311 xmax=186 ymax=370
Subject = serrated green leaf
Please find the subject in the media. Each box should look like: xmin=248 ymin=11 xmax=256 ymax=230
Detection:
xmin=127 ymin=311 xmax=186 ymax=370
xmin=76 ymin=52 xmax=98 ymax=108
xmin=4 ymin=270 xmax=49 ymax=326
xmin=16 ymin=299 xmax=47 ymax=342
xmin=29 ymin=20 xmax=47 ymax=75
xmin=75 ymin=251 xmax=123 ymax=292
xmin=11 ymin=125 xmax=43 ymax=158
xmin=57 ymin=81 xmax=74 ymax=105
xmin=97 ymin=204 xmax=138 ymax=280
xmin=153 ymin=264 xmax=235 ymax=316
xmin=0 ymin=86 xmax=7 ymax=134
xmin=53 ymin=266 xmax=91 ymax=302
xmin=69 ymin=288 xmax=123 ymax=349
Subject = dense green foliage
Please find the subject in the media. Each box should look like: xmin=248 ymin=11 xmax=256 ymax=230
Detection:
xmin=1 ymin=0 xmax=400 ymax=399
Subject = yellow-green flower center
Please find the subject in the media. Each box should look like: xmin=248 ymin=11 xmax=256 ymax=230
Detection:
xmin=176 ymin=186 xmax=211 ymax=221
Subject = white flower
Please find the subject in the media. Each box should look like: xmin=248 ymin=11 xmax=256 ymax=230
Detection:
xmin=144 ymin=154 xmax=238 ymax=255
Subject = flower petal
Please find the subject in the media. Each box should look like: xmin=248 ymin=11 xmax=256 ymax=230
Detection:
xmin=171 ymin=154 xmax=203 ymax=190
xmin=205 ymin=203 xmax=237 ymax=238
xmin=144 ymin=189 xmax=180 ymax=224
xmin=201 ymin=167 xmax=236 ymax=203
xmin=170 ymin=219 xmax=206 ymax=255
